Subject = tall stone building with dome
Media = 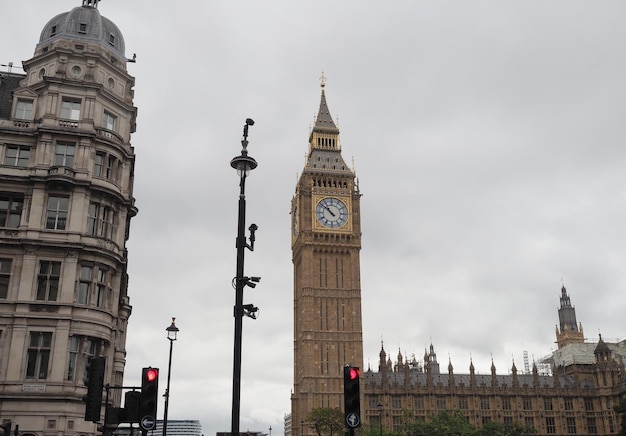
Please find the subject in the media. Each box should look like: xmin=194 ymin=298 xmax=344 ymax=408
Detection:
xmin=0 ymin=1 xmax=137 ymax=433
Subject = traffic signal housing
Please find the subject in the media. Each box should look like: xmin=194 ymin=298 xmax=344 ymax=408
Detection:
xmin=83 ymin=356 xmax=106 ymax=422
xmin=343 ymin=366 xmax=361 ymax=428
xmin=139 ymin=367 xmax=159 ymax=421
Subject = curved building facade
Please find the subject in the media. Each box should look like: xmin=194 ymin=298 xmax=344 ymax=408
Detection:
xmin=0 ymin=1 xmax=137 ymax=434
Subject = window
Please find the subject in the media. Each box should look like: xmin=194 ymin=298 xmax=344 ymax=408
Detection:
xmin=79 ymin=23 xmax=87 ymax=34
xmin=544 ymin=398 xmax=553 ymax=411
xmin=392 ymin=416 xmax=402 ymax=433
xmin=0 ymin=259 xmax=12 ymax=299
xmin=109 ymin=33 xmax=116 ymax=45
xmin=50 ymin=25 xmax=57 ymax=37
xmin=0 ymin=194 xmax=23 ymax=227
xmin=546 ymin=417 xmax=556 ymax=434
xmin=564 ymin=398 xmax=574 ymax=411
xmin=54 ymin=142 xmax=75 ymax=167
xmin=61 ymin=99 xmax=81 ymax=120
xmin=437 ymin=397 xmax=446 ymax=410
xmin=523 ymin=397 xmax=532 ymax=410
xmin=36 ymin=260 xmax=61 ymax=301
xmin=94 ymin=151 xmax=120 ymax=181
xmin=94 ymin=152 xmax=105 ymax=177
xmin=78 ymin=265 xmax=109 ymax=308
xmin=502 ymin=396 xmax=511 ymax=410
xmin=524 ymin=417 xmax=534 ymax=429
xmin=46 ymin=196 xmax=69 ymax=230
xmin=458 ymin=396 xmax=468 ymax=410
xmin=26 ymin=331 xmax=52 ymax=379
xmin=106 ymin=155 xmax=120 ymax=181
xmin=391 ymin=396 xmax=402 ymax=409
xmin=67 ymin=336 xmax=80 ymax=380
xmin=414 ymin=396 xmax=424 ymax=409
xmin=70 ymin=336 xmax=104 ymax=382
xmin=103 ymin=111 xmax=117 ymax=131
xmin=480 ymin=397 xmax=489 ymax=410
xmin=584 ymin=398 xmax=594 ymax=411
xmin=95 ymin=268 xmax=108 ymax=308
xmin=5 ymin=145 xmax=30 ymax=167
xmin=88 ymin=202 xmax=115 ymax=238
xmin=78 ymin=265 xmax=92 ymax=304
xmin=566 ymin=417 xmax=577 ymax=434
xmin=587 ymin=417 xmax=597 ymax=434
xmin=15 ymin=100 xmax=33 ymax=120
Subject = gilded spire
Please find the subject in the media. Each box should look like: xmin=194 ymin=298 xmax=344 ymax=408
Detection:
xmin=313 ymin=72 xmax=338 ymax=134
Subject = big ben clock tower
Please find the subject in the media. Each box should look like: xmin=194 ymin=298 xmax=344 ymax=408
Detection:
xmin=291 ymin=77 xmax=364 ymax=435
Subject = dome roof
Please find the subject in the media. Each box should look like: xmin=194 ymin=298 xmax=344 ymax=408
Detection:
xmin=37 ymin=2 xmax=125 ymax=57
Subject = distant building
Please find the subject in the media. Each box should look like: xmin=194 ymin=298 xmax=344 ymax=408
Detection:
xmin=153 ymin=420 xmax=203 ymax=436
xmin=113 ymin=420 xmax=202 ymax=436
xmin=362 ymin=285 xmax=625 ymax=435
xmin=0 ymin=0 xmax=138 ymax=433
xmin=216 ymin=431 xmax=266 ymax=436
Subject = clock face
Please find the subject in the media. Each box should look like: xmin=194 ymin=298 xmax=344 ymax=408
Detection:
xmin=292 ymin=206 xmax=299 ymax=236
xmin=316 ymin=197 xmax=349 ymax=229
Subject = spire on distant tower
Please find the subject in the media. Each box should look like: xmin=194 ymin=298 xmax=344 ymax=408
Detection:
xmin=312 ymin=73 xmax=338 ymax=134
xmin=556 ymin=282 xmax=584 ymax=348
xmin=83 ymin=0 xmax=100 ymax=8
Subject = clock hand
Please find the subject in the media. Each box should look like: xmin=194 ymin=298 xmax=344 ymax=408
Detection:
xmin=322 ymin=203 xmax=336 ymax=217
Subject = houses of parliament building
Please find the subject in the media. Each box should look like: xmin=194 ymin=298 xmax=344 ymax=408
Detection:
xmin=362 ymin=285 xmax=625 ymax=435
xmin=289 ymin=84 xmax=625 ymax=436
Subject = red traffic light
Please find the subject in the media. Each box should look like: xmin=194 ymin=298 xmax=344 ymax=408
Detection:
xmin=349 ymin=367 xmax=360 ymax=380
xmin=144 ymin=368 xmax=158 ymax=382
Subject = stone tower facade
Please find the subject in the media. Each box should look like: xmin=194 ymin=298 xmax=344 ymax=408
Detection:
xmin=556 ymin=284 xmax=584 ymax=348
xmin=0 ymin=1 xmax=137 ymax=433
xmin=290 ymin=80 xmax=364 ymax=436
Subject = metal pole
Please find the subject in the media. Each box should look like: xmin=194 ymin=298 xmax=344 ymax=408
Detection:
xmin=163 ymin=338 xmax=174 ymax=436
xmin=231 ymin=171 xmax=247 ymax=436
xmin=230 ymin=119 xmax=257 ymax=436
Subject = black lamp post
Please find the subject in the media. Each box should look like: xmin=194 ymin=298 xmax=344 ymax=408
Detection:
xmin=163 ymin=318 xmax=179 ymax=436
xmin=230 ymin=118 xmax=260 ymax=436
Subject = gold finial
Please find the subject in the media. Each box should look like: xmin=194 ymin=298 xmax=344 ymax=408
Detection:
xmin=320 ymin=71 xmax=326 ymax=89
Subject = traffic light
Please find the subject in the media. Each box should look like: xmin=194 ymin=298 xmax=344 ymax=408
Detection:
xmin=83 ymin=356 xmax=106 ymax=422
xmin=0 ymin=421 xmax=11 ymax=436
xmin=124 ymin=390 xmax=141 ymax=423
xmin=343 ymin=366 xmax=361 ymax=428
xmin=139 ymin=367 xmax=159 ymax=422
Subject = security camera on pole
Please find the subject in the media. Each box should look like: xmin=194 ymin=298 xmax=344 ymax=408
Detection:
xmin=230 ymin=118 xmax=261 ymax=436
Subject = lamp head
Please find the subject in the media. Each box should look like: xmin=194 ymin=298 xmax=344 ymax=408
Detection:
xmin=166 ymin=317 xmax=179 ymax=341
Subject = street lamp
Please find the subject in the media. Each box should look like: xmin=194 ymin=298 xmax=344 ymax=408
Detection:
xmin=163 ymin=317 xmax=179 ymax=436
xmin=230 ymin=118 xmax=260 ymax=436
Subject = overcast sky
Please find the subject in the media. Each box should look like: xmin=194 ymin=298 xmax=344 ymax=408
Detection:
xmin=4 ymin=1 xmax=626 ymax=435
